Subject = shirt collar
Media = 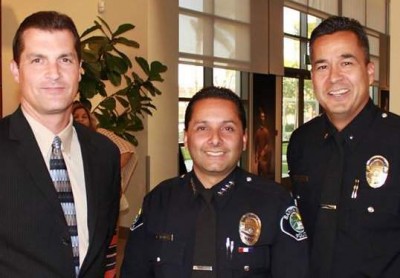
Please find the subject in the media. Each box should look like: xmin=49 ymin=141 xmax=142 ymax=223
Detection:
xmin=22 ymin=108 xmax=74 ymax=154
xmin=191 ymin=167 xmax=238 ymax=197
xmin=322 ymin=99 xmax=378 ymax=149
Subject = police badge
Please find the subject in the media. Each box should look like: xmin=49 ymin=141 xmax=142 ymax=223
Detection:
xmin=239 ymin=213 xmax=261 ymax=246
xmin=366 ymin=155 xmax=389 ymax=188
xmin=280 ymin=206 xmax=307 ymax=241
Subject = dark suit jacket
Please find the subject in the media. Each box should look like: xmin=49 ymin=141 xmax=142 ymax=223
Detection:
xmin=0 ymin=107 xmax=121 ymax=277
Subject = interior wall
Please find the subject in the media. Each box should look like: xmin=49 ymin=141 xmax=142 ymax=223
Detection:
xmin=1 ymin=0 xmax=179 ymax=228
xmin=147 ymin=0 xmax=179 ymax=189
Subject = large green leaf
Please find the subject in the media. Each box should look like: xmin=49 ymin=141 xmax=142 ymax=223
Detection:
xmin=80 ymin=24 xmax=101 ymax=38
xmin=114 ymin=37 xmax=140 ymax=48
xmin=135 ymin=56 xmax=150 ymax=75
xmin=113 ymin=23 xmax=135 ymax=37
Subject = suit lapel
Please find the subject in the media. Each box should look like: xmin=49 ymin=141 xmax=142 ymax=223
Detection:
xmin=9 ymin=108 xmax=66 ymax=222
xmin=74 ymin=124 xmax=100 ymax=272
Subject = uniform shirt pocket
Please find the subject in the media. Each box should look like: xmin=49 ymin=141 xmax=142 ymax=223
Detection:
xmin=228 ymin=244 xmax=270 ymax=276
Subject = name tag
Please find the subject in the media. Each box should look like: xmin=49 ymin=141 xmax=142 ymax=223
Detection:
xmin=193 ymin=265 xmax=213 ymax=271
xmin=320 ymin=204 xmax=337 ymax=210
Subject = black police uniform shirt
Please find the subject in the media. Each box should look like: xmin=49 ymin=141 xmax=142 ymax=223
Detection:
xmin=120 ymin=167 xmax=308 ymax=278
xmin=287 ymin=99 xmax=400 ymax=277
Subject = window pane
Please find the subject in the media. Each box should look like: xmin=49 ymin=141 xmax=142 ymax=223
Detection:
xmin=282 ymin=77 xmax=299 ymax=142
xmin=307 ymin=15 xmax=322 ymax=38
xmin=368 ymin=35 xmax=380 ymax=56
xmin=284 ymin=7 xmax=300 ymax=36
xmin=282 ymin=77 xmax=299 ymax=178
xmin=303 ymin=79 xmax=319 ymax=123
xmin=179 ymin=0 xmax=211 ymax=12
xmin=179 ymin=14 xmax=209 ymax=55
xmin=213 ymin=68 xmax=239 ymax=93
xmin=309 ymin=0 xmax=338 ymax=15
xmin=214 ymin=20 xmax=250 ymax=61
xmin=215 ymin=0 xmax=250 ymax=22
xmin=178 ymin=101 xmax=189 ymax=143
xmin=366 ymin=0 xmax=386 ymax=33
xmin=179 ymin=64 xmax=204 ymax=98
xmin=284 ymin=37 xmax=300 ymax=68
xmin=342 ymin=0 xmax=366 ymax=25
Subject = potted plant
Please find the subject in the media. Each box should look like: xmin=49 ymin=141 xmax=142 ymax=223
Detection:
xmin=78 ymin=17 xmax=168 ymax=145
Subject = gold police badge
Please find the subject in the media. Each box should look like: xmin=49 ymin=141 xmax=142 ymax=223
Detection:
xmin=239 ymin=213 xmax=261 ymax=246
xmin=366 ymin=155 xmax=389 ymax=188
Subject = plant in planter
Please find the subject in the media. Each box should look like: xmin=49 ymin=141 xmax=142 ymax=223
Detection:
xmin=78 ymin=17 xmax=168 ymax=146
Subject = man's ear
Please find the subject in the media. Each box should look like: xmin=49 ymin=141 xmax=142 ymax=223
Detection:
xmin=242 ymin=129 xmax=248 ymax=151
xmin=10 ymin=60 xmax=20 ymax=83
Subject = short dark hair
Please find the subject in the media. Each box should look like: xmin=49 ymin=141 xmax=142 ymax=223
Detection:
xmin=309 ymin=16 xmax=370 ymax=64
xmin=184 ymin=86 xmax=247 ymax=131
xmin=13 ymin=11 xmax=81 ymax=65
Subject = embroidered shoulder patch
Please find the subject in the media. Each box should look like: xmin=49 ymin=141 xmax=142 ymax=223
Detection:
xmin=280 ymin=206 xmax=307 ymax=241
xmin=130 ymin=208 xmax=144 ymax=231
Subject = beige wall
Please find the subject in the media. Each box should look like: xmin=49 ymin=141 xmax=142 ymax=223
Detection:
xmin=1 ymin=0 xmax=179 ymax=227
xmin=390 ymin=0 xmax=400 ymax=114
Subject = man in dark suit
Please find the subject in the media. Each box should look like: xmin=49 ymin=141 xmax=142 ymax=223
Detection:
xmin=0 ymin=11 xmax=120 ymax=277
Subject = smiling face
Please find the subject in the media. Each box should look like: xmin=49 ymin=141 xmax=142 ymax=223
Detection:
xmin=311 ymin=31 xmax=374 ymax=130
xmin=10 ymin=28 xmax=82 ymax=125
xmin=184 ymin=98 xmax=247 ymax=188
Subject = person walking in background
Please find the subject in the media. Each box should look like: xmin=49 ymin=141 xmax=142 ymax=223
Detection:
xmin=288 ymin=16 xmax=400 ymax=277
xmin=121 ymin=86 xmax=308 ymax=278
xmin=0 ymin=11 xmax=120 ymax=277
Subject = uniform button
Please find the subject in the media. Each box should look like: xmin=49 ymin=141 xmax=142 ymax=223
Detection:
xmin=156 ymin=257 xmax=161 ymax=262
xmin=62 ymin=237 xmax=71 ymax=246
xmin=246 ymin=177 xmax=252 ymax=182
xmin=382 ymin=113 xmax=388 ymax=118
xmin=367 ymin=206 xmax=375 ymax=213
xmin=243 ymin=265 xmax=250 ymax=271
xmin=349 ymin=135 xmax=354 ymax=140
xmin=296 ymin=195 xmax=300 ymax=199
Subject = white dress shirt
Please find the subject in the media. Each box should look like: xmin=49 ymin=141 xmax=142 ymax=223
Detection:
xmin=23 ymin=109 xmax=89 ymax=266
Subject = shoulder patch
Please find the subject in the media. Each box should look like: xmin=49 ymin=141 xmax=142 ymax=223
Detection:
xmin=130 ymin=208 xmax=144 ymax=231
xmin=280 ymin=206 xmax=307 ymax=241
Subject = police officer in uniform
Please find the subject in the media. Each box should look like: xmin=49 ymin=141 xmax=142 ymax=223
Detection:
xmin=121 ymin=86 xmax=308 ymax=277
xmin=287 ymin=16 xmax=400 ymax=277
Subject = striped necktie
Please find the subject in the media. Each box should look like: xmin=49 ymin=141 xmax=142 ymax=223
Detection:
xmin=50 ymin=136 xmax=80 ymax=277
